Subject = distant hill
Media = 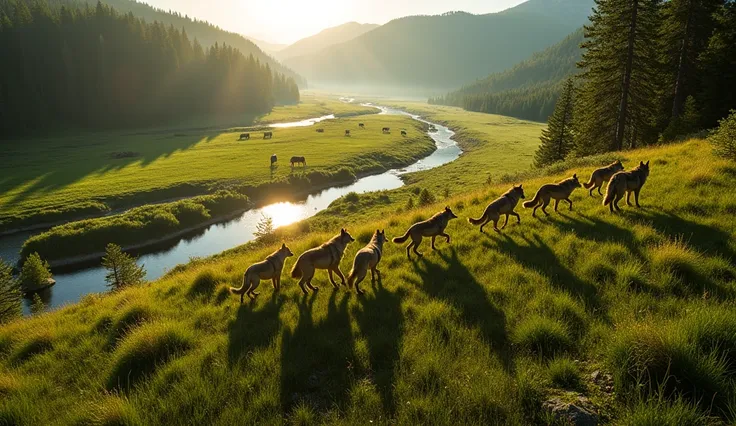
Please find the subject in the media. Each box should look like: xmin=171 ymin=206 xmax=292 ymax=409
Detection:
xmin=430 ymin=28 xmax=584 ymax=122
xmin=246 ymin=37 xmax=287 ymax=56
xmin=283 ymin=0 xmax=593 ymax=92
xmin=277 ymin=22 xmax=380 ymax=60
xmin=38 ymin=0 xmax=304 ymax=84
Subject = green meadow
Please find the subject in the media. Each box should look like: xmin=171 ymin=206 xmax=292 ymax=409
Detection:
xmin=2 ymin=138 xmax=735 ymax=424
xmin=0 ymin=114 xmax=430 ymax=232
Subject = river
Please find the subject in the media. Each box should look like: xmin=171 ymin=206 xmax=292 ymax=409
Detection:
xmin=0 ymin=105 xmax=460 ymax=313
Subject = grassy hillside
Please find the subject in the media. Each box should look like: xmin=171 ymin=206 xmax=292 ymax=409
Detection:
xmin=2 ymin=138 xmax=734 ymax=424
xmin=430 ymin=29 xmax=584 ymax=122
xmin=37 ymin=0 xmax=303 ymax=84
xmin=0 ymin=114 xmax=429 ymax=232
xmin=277 ymin=22 xmax=380 ymax=60
xmin=284 ymin=2 xmax=591 ymax=92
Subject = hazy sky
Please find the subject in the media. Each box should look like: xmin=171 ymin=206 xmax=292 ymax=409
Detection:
xmin=142 ymin=0 xmax=527 ymax=44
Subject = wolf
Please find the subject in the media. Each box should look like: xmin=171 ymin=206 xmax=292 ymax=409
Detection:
xmin=523 ymin=175 xmax=582 ymax=217
xmin=468 ymin=185 xmax=526 ymax=232
xmin=603 ymin=161 xmax=650 ymax=212
xmin=230 ymin=243 xmax=293 ymax=303
xmin=392 ymin=206 xmax=458 ymax=258
xmin=583 ymin=160 xmax=624 ymax=196
xmin=347 ymin=230 xmax=387 ymax=295
xmin=290 ymin=229 xmax=355 ymax=294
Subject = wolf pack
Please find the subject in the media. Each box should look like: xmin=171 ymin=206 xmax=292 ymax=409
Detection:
xmin=231 ymin=159 xmax=650 ymax=302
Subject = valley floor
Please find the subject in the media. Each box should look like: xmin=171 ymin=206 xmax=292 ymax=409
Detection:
xmin=2 ymin=125 xmax=735 ymax=423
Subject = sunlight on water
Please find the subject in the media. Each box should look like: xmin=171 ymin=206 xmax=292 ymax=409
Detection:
xmin=260 ymin=202 xmax=308 ymax=228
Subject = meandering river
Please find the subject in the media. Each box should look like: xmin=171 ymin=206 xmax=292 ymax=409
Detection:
xmin=0 ymin=105 xmax=460 ymax=312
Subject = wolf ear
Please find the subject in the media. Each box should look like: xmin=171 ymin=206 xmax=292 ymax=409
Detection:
xmin=640 ymin=161 xmax=644 ymax=166
xmin=573 ymin=174 xmax=577 ymax=179
xmin=341 ymin=228 xmax=345 ymax=234
xmin=519 ymin=184 xmax=523 ymax=188
xmin=645 ymin=160 xmax=650 ymax=166
xmin=381 ymin=229 xmax=385 ymax=234
xmin=281 ymin=243 xmax=286 ymax=248
xmin=445 ymin=206 xmax=450 ymax=211
xmin=376 ymin=229 xmax=380 ymax=234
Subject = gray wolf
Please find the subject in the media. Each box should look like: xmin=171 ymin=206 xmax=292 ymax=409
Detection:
xmin=393 ymin=206 xmax=458 ymax=258
xmin=290 ymin=229 xmax=355 ymax=293
xmin=583 ymin=160 xmax=624 ymax=196
xmin=347 ymin=230 xmax=387 ymax=295
xmin=468 ymin=185 xmax=526 ymax=232
xmin=523 ymin=175 xmax=582 ymax=217
xmin=603 ymin=161 xmax=650 ymax=212
xmin=230 ymin=243 xmax=293 ymax=303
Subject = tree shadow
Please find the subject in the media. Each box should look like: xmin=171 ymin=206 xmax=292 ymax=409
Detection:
xmin=280 ymin=290 xmax=356 ymax=414
xmin=353 ymin=276 xmax=405 ymax=415
xmin=627 ymin=209 xmax=736 ymax=261
xmin=227 ymin=293 xmax=285 ymax=367
xmin=484 ymin=233 xmax=601 ymax=311
xmin=1 ymin=131 xmax=221 ymax=210
xmin=407 ymin=248 xmax=512 ymax=372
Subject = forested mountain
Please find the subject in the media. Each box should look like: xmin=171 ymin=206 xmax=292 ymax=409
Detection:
xmin=8 ymin=0 xmax=303 ymax=83
xmin=277 ymin=22 xmax=379 ymax=60
xmin=284 ymin=0 xmax=594 ymax=92
xmin=0 ymin=0 xmax=300 ymax=136
xmin=430 ymin=29 xmax=584 ymax=122
xmin=246 ymin=36 xmax=287 ymax=56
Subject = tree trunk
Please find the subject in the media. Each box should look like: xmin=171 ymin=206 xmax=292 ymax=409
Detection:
xmin=672 ymin=0 xmax=694 ymax=119
xmin=616 ymin=0 xmax=639 ymax=151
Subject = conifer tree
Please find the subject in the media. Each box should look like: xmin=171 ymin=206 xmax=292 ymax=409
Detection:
xmin=534 ymin=78 xmax=576 ymax=168
xmin=575 ymin=0 xmax=662 ymax=155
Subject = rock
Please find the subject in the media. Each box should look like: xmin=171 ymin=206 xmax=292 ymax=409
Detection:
xmin=22 ymin=277 xmax=55 ymax=293
xmin=590 ymin=370 xmax=600 ymax=382
xmin=543 ymin=397 xmax=599 ymax=426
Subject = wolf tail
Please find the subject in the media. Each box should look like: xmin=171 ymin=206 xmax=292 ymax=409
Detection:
xmin=522 ymin=190 xmax=542 ymax=208
xmin=468 ymin=209 xmax=487 ymax=226
xmin=392 ymin=230 xmax=410 ymax=244
xmin=290 ymin=255 xmax=304 ymax=278
xmin=583 ymin=178 xmax=595 ymax=189
xmin=603 ymin=180 xmax=616 ymax=206
xmin=230 ymin=273 xmax=248 ymax=295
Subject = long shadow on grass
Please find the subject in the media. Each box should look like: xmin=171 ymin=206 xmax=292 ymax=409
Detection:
xmin=227 ymin=293 xmax=285 ymax=367
xmin=1 ymin=132 xmax=221 ymax=209
xmin=408 ymin=248 xmax=512 ymax=372
xmin=627 ymin=209 xmax=736 ymax=261
xmin=484 ymin=233 xmax=600 ymax=310
xmin=280 ymin=291 xmax=356 ymax=414
xmin=353 ymin=277 xmax=405 ymax=415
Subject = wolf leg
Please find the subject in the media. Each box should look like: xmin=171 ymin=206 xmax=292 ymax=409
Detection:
xmin=328 ymin=269 xmax=339 ymax=288
xmin=413 ymin=237 xmax=424 ymax=257
xmin=554 ymin=199 xmax=560 ymax=212
xmin=501 ymin=214 xmax=510 ymax=229
xmin=541 ymin=198 xmax=551 ymax=216
xmin=566 ymin=198 xmax=573 ymax=211
xmin=440 ymin=232 xmax=450 ymax=243
xmin=511 ymin=211 xmax=521 ymax=223
xmin=626 ymin=191 xmax=632 ymax=206
xmin=634 ymin=189 xmax=641 ymax=207
xmin=431 ymin=235 xmax=437 ymax=250
xmin=333 ymin=267 xmax=347 ymax=286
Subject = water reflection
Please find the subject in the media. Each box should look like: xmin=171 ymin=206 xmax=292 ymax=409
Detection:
xmin=9 ymin=105 xmax=459 ymax=312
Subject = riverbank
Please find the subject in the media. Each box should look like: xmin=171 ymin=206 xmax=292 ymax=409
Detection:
xmin=0 ymin=113 xmax=425 ymax=234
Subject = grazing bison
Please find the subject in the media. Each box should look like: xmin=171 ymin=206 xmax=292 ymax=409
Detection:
xmin=290 ymin=156 xmax=306 ymax=167
xmin=271 ymin=154 xmax=277 ymax=166
xmin=382 ymin=127 xmax=390 ymax=134
xmin=359 ymin=123 xmax=365 ymax=129
xmin=345 ymin=130 xmax=351 ymax=136
xmin=316 ymin=128 xmax=325 ymax=133
xmin=263 ymin=131 xmax=273 ymax=139
xmin=239 ymin=133 xmax=250 ymax=140
xmin=401 ymin=130 xmax=407 ymax=136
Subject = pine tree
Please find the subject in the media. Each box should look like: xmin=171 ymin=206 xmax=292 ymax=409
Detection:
xmin=20 ymin=253 xmax=53 ymax=292
xmin=575 ymin=0 xmax=662 ymax=156
xmin=699 ymin=1 xmax=736 ymax=127
xmin=253 ymin=214 xmax=275 ymax=241
xmin=0 ymin=258 xmax=21 ymax=324
xmin=534 ymin=78 xmax=576 ymax=167
xmin=102 ymin=243 xmax=146 ymax=290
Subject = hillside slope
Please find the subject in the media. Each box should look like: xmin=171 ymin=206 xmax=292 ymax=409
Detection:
xmin=277 ymin=22 xmax=380 ymax=60
xmin=284 ymin=0 xmax=593 ymax=91
xmin=430 ymin=28 xmax=584 ymax=121
xmin=39 ymin=0 xmax=302 ymax=83
xmin=2 ymin=138 xmax=735 ymax=424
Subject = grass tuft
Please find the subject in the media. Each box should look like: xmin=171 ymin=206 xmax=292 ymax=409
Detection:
xmin=547 ymin=357 xmax=582 ymax=390
xmin=512 ymin=316 xmax=573 ymax=358
xmin=187 ymin=270 xmax=219 ymax=299
xmin=11 ymin=333 xmax=53 ymax=364
xmin=107 ymin=322 xmax=193 ymax=391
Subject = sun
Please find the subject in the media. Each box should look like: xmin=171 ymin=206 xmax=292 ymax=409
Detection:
xmin=260 ymin=202 xmax=307 ymax=229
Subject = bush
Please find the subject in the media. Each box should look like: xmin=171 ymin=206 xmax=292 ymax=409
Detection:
xmin=710 ymin=109 xmax=736 ymax=160
xmin=253 ymin=214 xmax=275 ymax=242
xmin=547 ymin=357 xmax=581 ymax=389
xmin=187 ymin=270 xmax=218 ymax=299
xmin=107 ymin=322 xmax=193 ymax=391
xmin=0 ymin=259 xmax=21 ymax=324
xmin=512 ymin=316 xmax=572 ymax=358
xmin=418 ymin=188 xmax=436 ymax=206
xmin=20 ymin=253 xmax=52 ymax=292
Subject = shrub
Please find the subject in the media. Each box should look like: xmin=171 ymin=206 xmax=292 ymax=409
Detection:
xmin=547 ymin=357 xmax=581 ymax=389
xmin=102 ymin=244 xmax=146 ymax=291
xmin=418 ymin=188 xmax=436 ymax=206
xmin=710 ymin=109 xmax=736 ymax=160
xmin=344 ymin=192 xmax=360 ymax=203
xmin=253 ymin=214 xmax=275 ymax=242
xmin=0 ymin=259 xmax=21 ymax=324
xmin=107 ymin=322 xmax=193 ymax=391
xmin=187 ymin=270 xmax=218 ymax=299
xmin=512 ymin=316 xmax=572 ymax=358
xmin=19 ymin=253 xmax=52 ymax=292
xmin=406 ymin=196 xmax=415 ymax=210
